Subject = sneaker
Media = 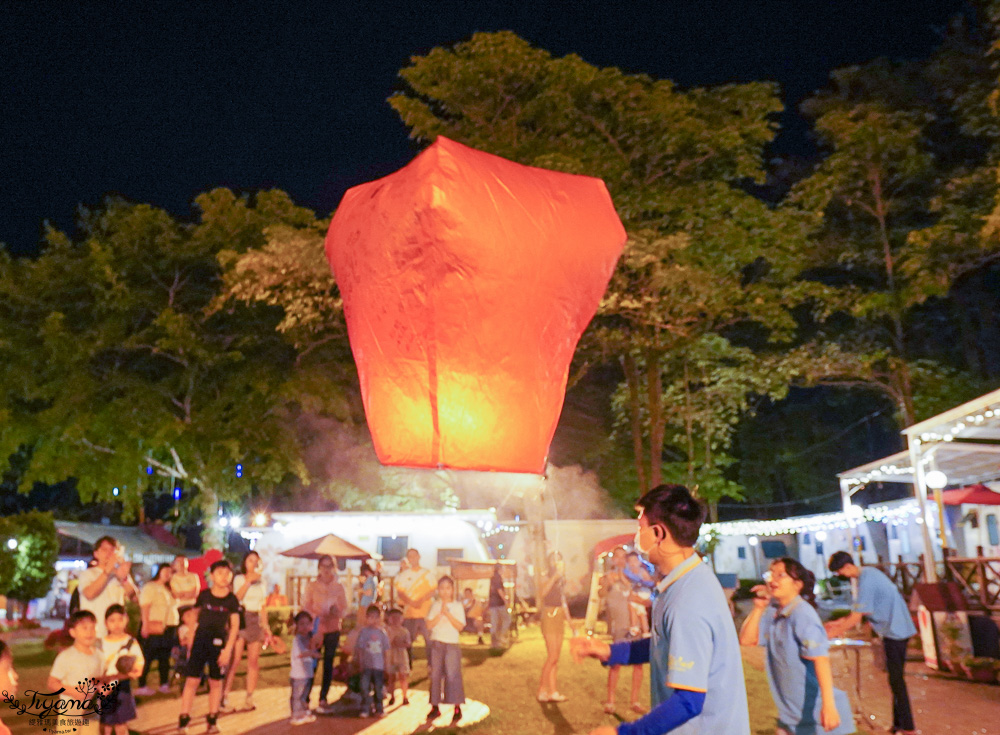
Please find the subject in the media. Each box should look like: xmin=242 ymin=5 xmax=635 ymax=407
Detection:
xmin=178 ymin=714 xmax=191 ymax=734
xmin=315 ymin=701 xmax=334 ymax=714
xmin=402 ymin=698 xmax=410 ymax=706
xmin=244 ymin=695 xmax=255 ymax=711
xmin=299 ymin=713 xmax=317 ymax=724
xmin=220 ymin=698 xmax=234 ymax=712
xmin=427 ymin=705 xmax=441 ymax=721
xmin=359 ymin=711 xmax=370 ymax=719
xmin=452 ymin=706 xmax=463 ymax=724
xmin=158 ymin=684 xmax=173 ymax=694
xmin=205 ymin=724 xmax=221 ymax=735
xmin=387 ymin=694 xmax=395 ymax=706
xmin=134 ymin=686 xmax=156 ymax=696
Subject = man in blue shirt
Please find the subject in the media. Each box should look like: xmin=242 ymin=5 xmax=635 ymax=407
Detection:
xmin=825 ymin=551 xmax=917 ymax=735
xmin=572 ymin=484 xmax=750 ymax=735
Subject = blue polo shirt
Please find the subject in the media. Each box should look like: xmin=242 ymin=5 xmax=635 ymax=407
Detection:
xmin=645 ymin=554 xmax=749 ymax=735
xmin=759 ymin=597 xmax=855 ymax=735
xmin=854 ymin=567 xmax=916 ymax=641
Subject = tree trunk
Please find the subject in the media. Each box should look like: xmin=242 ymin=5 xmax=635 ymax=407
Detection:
xmin=871 ymin=169 xmax=916 ymax=426
xmin=646 ymin=349 xmax=664 ymax=489
xmin=198 ymin=484 xmax=223 ymax=551
xmin=621 ymin=353 xmax=648 ymax=494
xmin=891 ymin=351 xmax=917 ymax=427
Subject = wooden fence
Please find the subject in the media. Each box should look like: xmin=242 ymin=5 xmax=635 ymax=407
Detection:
xmin=872 ymin=548 xmax=1000 ymax=612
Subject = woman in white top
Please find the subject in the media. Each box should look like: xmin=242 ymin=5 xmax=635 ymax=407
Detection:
xmin=222 ymin=551 xmax=270 ymax=711
xmin=425 ymin=575 xmax=466 ymax=725
xmin=135 ymin=565 xmax=177 ymax=695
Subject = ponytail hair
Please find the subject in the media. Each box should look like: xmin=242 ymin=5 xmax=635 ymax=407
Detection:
xmin=778 ymin=557 xmax=817 ymax=608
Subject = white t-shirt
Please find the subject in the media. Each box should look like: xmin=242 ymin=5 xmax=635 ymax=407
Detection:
xmin=233 ymin=574 xmax=267 ymax=612
xmin=100 ymin=635 xmax=144 ymax=678
xmin=169 ymin=570 xmax=201 ymax=604
xmin=50 ymin=644 xmax=104 ymax=704
xmin=426 ymin=600 xmax=465 ymax=644
xmin=78 ymin=566 xmax=126 ymax=637
xmin=139 ymin=581 xmax=178 ymax=626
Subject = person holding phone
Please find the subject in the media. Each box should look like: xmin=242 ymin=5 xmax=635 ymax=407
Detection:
xmin=537 ymin=550 xmax=572 ymax=703
xmin=79 ymin=536 xmax=137 ymax=637
xmin=222 ymin=551 xmax=270 ymax=711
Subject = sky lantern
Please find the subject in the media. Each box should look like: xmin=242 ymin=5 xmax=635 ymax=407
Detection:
xmin=326 ymin=137 xmax=625 ymax=474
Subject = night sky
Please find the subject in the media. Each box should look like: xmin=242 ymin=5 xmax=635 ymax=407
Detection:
xmin=2 ymin=0 xmax=967 ymax=256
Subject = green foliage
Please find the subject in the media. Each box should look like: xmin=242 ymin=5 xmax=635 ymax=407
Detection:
xmin=0 ymin=511 xmax=59 ymax=603
xmin=0 ymin=190 xmax=351 ymax=536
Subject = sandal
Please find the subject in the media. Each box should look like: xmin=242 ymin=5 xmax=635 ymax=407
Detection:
xmin=548 ymin=692 xmax=567 ymax=702
xmin=603 ymin=702 xmax=616 ymax=714
xmin=536 ymin=692 xmax=550 ymax=703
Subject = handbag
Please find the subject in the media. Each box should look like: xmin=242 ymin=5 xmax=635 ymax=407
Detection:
xmin=115 ymin=637 xmax=138 ymax=674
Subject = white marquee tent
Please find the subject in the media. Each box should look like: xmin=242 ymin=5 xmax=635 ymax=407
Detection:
xmin=838 ymin=386 xmax=1000 ymax=581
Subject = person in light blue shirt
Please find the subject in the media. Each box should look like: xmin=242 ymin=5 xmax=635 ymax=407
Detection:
xmin=572 ymin=484 xmax=750 ymax=735
xmin=740 ymin=557 xmax=854 ymax=735
xmin=825 ymin=552 xmax=916 ymax=735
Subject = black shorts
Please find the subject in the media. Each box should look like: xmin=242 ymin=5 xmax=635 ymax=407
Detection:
xmin=185 ymin=633 xmax=226 ymax=680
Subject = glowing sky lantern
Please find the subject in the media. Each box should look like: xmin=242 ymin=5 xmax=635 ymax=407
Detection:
xmin=326 ymin=137 xmax=625 ymax=474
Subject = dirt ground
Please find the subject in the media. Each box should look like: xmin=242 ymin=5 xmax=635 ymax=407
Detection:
xmin=825 ymin=646 xmax=999 ymax=735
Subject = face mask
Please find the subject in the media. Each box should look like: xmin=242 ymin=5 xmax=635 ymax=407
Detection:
xmin=634 ymin=525 xmax=659 ymax=555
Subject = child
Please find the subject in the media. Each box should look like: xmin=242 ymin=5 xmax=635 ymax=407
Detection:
xmin=48 ymin=610 xmax=104 ymax=735
xmin=99 ymin=604 xmax=144 ymax=735
xmin=385 ymin=608 xmax=411 ymax=706
xmin=177 ymin=559 xmax=240 ymax=735
xmin=354 ymin=605 xmax=390 ymax=718
xmin=290 ymin=611 xmax=320 ymax=725
xmin=0 ymin=640 xmax=18 ymax=735
xmin=171 ymin=605 xmax=198 ymax=685
xmin=425 ymin=575 xmax=465 ymax=724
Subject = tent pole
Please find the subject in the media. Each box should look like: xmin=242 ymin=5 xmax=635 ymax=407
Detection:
xmin=927 ymin=454 xmax=950 ymax=554
xmin=907 ymin=439 xmax=938 ymax=583
xmin=840 ymin=478 xmax=857 ymax=560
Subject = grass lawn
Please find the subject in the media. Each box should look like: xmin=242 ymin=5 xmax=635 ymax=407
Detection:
xmin=3 ymin=627 xmax=873 ymax=734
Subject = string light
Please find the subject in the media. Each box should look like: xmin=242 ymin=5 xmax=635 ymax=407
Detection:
xmin=915 ymin=404 xmax=1000 ymax=444
xmin=701 ymin=502 xmax=921 ymax=538
xmin=481 ymin=523 xmax=523 ymax=538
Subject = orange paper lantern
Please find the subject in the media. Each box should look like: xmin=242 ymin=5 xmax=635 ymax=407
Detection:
xmin=326 ymin=137 xmax=625 ymax=473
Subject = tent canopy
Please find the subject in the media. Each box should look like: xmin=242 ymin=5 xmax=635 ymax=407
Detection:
xmin=279 ymin=534 xmax=377 ymax=561
xmin=942 ymin=485 xmax=1000 ymax=506
xmin=56 ymin=521 xmax=184 ymax=562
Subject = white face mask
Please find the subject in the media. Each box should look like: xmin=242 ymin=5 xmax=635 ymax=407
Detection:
xmin=634 ymin=525 xmax=658 ymax=555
